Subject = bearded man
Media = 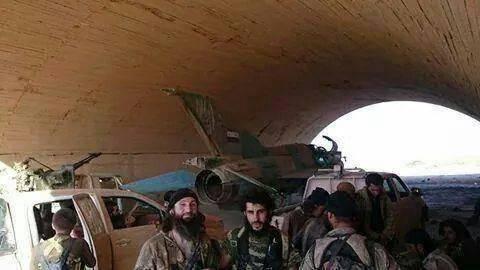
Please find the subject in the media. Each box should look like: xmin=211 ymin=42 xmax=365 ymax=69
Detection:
xmin=134 ymin=188 xmax=227 ymax=270
xmin=356 ymin=173 xmax=395 ymax=245
xmin=223 ymin=189 xmax=301 ymax=270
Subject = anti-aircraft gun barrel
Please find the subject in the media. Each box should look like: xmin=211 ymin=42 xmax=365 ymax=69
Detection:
xmin=14 ymin=152 xmax=103 ymax=192
xmin=71 ymin=152 xmax=102 ymax=171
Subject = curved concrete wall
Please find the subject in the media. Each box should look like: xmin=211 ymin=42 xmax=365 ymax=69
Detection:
xmin=1 ymin=1 xmax=479 ymax=179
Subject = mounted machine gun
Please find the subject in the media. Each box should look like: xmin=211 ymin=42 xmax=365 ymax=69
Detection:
xmin=13 ymin=153 xmax=102 ymax=191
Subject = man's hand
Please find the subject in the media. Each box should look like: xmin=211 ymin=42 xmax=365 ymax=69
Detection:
xmin=125 ymin=215 xmax=136 ymax=227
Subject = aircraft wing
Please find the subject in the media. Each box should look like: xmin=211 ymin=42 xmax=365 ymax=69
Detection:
xmin=121 ymin=169 xmax=197 ymax=194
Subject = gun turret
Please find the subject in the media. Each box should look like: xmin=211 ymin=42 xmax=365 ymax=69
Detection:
xmin=14 ymin=153 xmax=103 ymax=191
xmin=312 ymin=136 xmax=343 ymax=169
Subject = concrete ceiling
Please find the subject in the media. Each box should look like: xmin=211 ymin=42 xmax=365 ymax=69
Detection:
xmin=1 ymin=0 xmax=480 ymax=179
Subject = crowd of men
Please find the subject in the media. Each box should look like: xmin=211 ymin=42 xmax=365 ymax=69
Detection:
xmin=31 ymin=173 xmax=480 ymax=270
xmin=134 ymin=173 xmax=480 ymax=270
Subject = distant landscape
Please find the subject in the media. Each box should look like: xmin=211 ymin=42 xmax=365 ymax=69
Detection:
xmin=403 ymin=174 xmax=480 ymax=240
xmin=403 ymin=174 xmax=480 ymax=210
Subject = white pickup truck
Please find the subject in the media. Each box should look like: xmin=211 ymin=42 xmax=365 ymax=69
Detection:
xmin=0 ymin=186 xmax=168 ymax=270
xmin=0 ymin=171 xmax=227 ymax=270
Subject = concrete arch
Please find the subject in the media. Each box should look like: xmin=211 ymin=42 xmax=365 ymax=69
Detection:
xmin=1 ymin=0 xmax=480 ymax=179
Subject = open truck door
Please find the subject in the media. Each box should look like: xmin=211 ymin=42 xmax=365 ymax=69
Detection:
xmin=385 ymin=175 xmax=424 ymax=242
xmin=109 ymin=225 xmax=157 ymax=270
xmin=101 ymin=196 xmax=160 ymax=270
xmin=72 ymin=194 xmax=112 ymax=270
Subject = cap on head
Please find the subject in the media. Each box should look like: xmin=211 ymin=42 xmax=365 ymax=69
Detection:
xmin=164 ymin=190 xmax=175 ymax=203
xmin=307 ymin=187 xmax=329 ymax=206
xmin=168 ymin=188 xmax=199 ymax=210
xmin=52 ymin=208 xmax=77 ymax=232
xmin=302 ymin=199 xmax=316 ymax=213
xmin=337 ymin=182 xmax=355 ymax=196
xmin=240 ymin=189 xmax=275 ymax=212
xmin=365 ymin=173 xmax=384 ymax=186
xmin=325 ymin=191 xmax=357 ymax=218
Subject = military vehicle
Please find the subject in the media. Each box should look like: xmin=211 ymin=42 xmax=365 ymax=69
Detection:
xmin=0 ymin=188 xmax=169 ymax=270
xmin=13 ymin=153 xmax=105 ymax=191
xmin=0 ymin=155 xmax=225 ymax=270
xmin=122 ymin=89 xmax=344 ymax=209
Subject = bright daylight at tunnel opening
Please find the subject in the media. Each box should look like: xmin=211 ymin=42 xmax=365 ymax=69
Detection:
xmin=1 ymin=1 xmax=480 ymax=270
xmin=313 ymin=101 xmax=480 ymax=246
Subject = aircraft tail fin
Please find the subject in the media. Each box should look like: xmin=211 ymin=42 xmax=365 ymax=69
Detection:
xmin=163 ymin=88 xmax=242 ymax=156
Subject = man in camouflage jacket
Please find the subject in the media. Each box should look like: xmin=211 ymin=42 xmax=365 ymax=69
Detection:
xmin=223 ymin=189 xmax=301 ymax=270
xmin=282 ymin=187 xmax=330 ymax=242
xmin=30 ymin=208 xmax=96 ymax=270
xmin=134 ymin=189 xmax=227 ymax=270
xmin=300 ymin=191 xmax=399 ymax=270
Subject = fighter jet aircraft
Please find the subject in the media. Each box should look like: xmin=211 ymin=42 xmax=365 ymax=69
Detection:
xmin=122 ymin=89 xmax=343 ymax=209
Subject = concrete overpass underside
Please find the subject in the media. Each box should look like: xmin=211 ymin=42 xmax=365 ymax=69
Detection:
xmin=1 ymin=0 xmax=480 ymax=180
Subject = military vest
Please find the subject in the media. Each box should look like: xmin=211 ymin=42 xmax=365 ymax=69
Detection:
xmin=165 ymin=231 xmax=221 ymax=270
xmin=312 ymin=233 xmax=376 ymax=270
xmin=37 ymin=237 xmax=74 ymax=270
xmin=228 ymin=226 xmax=290 ymax=270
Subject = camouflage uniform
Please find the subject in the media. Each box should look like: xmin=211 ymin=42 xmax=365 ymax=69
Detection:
xmin=134 ymin=229 xmax=222 ymax=270
xmin=281 ymin=206 xmax=309 ymax=240
xmin=293 ymin=216 xmax=329 ymax=256
xmin=30 ymin=234 xmax=96 ymax=270
xmin=356 ymin=187 xmax=395 ymax=242
xmin=423 ymin=249 xmax=458 ymax=270
xmin=394 ymin=249 xmax=423 ymax=270
xmin=300 ymin=227 xmax=399 ymax=270
xmin=223 ymin=225 xmax=301 ymax=270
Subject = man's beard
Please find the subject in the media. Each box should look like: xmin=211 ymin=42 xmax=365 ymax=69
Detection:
xmin=175 ymin=213 xmax=205 ymax=239
xmin=368 ymin=187 xmax=382 ymax=197
xmin=244 ymin=217 xmax=270 ymax=237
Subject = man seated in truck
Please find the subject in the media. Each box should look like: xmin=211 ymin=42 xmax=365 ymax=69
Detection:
xmin=356 ymin=173 xmax=395 ymax=247
xmin=30 ymin=208 xmax=96 ymax=270
xmin=105 ymin=199 xmax=127 ymax=229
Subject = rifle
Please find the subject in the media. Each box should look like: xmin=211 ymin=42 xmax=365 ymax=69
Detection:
xmin=185 ymin=241 xmax=202 ymax=270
